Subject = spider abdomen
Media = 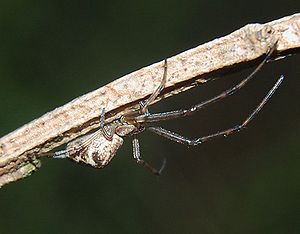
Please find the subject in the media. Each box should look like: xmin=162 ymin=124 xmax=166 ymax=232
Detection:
xmin=66 ymin=132 xmax=124 ymax=168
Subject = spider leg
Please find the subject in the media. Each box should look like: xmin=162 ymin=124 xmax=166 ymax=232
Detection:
xmin=133 ymin=42 xmax=278 ymax=124
xmin=132 ymin=135 xmax=166 ymax=175
xmin=100 ymin=108 xmax=105 ymax=128
xmin=140 ymin=59 xmax=168 ymax=114
xmin=147 ymin=75 xmax=284 ymax=146
xmin=52 ymin=150 xmax=68 ymax=159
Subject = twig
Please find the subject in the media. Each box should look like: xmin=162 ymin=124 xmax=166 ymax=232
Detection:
xmin=0 ymin=13 xmax=299 ymax=187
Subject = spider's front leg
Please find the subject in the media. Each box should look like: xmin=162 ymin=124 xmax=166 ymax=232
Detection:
xmin=147 ymin=75 xmax=284 ymax=146
xmin=140 ymin=59 xmax=168 ymax=114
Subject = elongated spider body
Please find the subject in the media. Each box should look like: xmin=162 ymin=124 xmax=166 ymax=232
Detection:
xmin=49 ymin=43 xmax=284 ymax=175
xmin=53 ymin=113 xmax=137 ymax=168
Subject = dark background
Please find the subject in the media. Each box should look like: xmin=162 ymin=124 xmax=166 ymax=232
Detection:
xmin=0 ymin=1 xmax=299 ymax=234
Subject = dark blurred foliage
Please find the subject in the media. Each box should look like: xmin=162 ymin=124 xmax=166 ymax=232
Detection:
xmin=0 ymin=1 xmax=299 ymax=234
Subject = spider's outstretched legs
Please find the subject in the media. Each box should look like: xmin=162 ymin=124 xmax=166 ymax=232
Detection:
xmin=133 ymin=42 xmax=278 ymax=124
xmin=148 ymin=75 xmax=284 ymax=146
xmin=132 ymin=135 xmax=166 ymax=175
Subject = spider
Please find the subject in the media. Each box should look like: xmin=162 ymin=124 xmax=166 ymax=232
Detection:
xmin=49 ymin=44 xmax=284 ymax=175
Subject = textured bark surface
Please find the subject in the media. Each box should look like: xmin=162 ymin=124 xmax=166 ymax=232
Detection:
xmin=0 ymin=13 xmax=299 ymax=187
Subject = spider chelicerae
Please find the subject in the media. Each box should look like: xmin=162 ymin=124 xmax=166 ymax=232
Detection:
xmin=49 ymin=44 xmax=284 ymax=175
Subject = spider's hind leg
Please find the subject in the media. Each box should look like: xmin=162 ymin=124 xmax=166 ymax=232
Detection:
xmin=41 ymin=149 xmax=68 ymax=159
xmin=52 ymin=150 xmax=68 ymax=159
xmin=132 ymin=135 xmax=166 ymax=176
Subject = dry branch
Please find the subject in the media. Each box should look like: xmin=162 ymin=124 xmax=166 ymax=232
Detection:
xmin=1 ymin=13 xmax=300 ymax=187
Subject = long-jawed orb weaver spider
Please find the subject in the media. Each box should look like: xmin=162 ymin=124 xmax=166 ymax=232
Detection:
xmin=48 ymin=43 xmax=284 ymax=175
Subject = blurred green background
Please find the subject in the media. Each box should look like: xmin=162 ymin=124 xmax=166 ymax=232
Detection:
xmin=0 ymin=1 xmax=299 ymax=234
